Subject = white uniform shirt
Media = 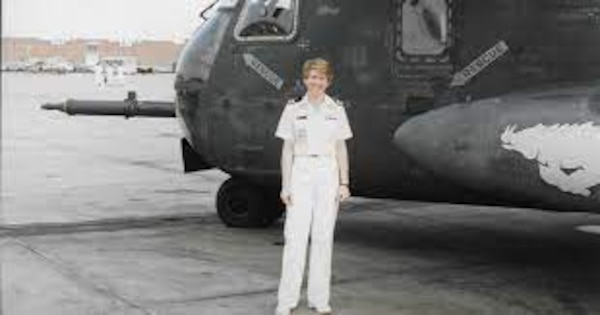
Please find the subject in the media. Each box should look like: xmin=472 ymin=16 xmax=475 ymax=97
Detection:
xmin=274 ymin=93 xmax=353 ymax=156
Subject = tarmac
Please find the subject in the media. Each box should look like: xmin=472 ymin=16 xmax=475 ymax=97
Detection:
xmin=2 ymin=73 xmax=600 ymax=315
xmin=3 ymin=201 xmax=600 ymax=315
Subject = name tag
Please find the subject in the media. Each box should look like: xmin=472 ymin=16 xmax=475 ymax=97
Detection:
xmin=294 ymin=117 xmax=307 ymax=138
xmin=325 ymin=115 xmax=337 ymax=120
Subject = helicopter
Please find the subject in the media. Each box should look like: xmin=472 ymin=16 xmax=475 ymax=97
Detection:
xmin=42 ymin=0 xmax=600 ymax=228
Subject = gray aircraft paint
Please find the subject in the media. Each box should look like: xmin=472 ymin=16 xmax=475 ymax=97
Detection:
xmin=172 ymin=0 xmax=600 ymax=213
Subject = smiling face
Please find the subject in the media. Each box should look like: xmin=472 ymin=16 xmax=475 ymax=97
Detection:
xmin=303 ymin=68 xmax=331 ymax=95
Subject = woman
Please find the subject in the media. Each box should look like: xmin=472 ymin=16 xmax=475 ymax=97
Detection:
xmin=273 ymin=58 xmax=353 ymax=315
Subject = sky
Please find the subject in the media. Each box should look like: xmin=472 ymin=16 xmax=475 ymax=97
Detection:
xmin=2 ymin=0 xmax=215 ymax=42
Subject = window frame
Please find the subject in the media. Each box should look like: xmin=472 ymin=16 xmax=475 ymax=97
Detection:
xmin=233 ymin=0 xmax=300 ymax=43
xmin=395 ymin=0 xmax=453 ymax=63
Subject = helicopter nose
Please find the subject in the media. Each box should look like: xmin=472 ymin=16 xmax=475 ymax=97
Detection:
xmin=393 ymin=85 xmax=600 ymax=212
xmin=174 ymin=6 xmax=231 ymax=84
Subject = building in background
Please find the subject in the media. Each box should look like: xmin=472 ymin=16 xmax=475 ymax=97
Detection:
xmin=84 ymin=42 xmax=101 ymax=68
xmin=1 ymin=37 xmax=185 ymax=73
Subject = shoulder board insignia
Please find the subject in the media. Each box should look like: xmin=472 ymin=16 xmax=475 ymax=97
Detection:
xmin=331 ymin=97 xmax=344 ymax=106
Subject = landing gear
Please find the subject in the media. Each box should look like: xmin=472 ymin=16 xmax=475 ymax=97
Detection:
xmin=216 ymin=177 xmax=285 ymax=228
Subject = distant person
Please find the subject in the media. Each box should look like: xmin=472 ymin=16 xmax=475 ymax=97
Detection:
xmin=274 ymin=58 xmax=353 ymax=315
xmin=93 ymin=64 xmax=105 ymax=87
xmin=106 ymin=64 xmax=116 ymax=85
xmin=115 ymin=65 xmax=125 ymax=85
xmin=102 ymin=64 xmax=109 ymax=85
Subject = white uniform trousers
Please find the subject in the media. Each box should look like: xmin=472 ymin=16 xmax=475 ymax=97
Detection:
xmin=276 ymin=155 xmax=339 ymax=313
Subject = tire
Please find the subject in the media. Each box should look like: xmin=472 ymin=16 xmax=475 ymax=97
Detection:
xmin=216 ymin=177 xmax=282 ymax=228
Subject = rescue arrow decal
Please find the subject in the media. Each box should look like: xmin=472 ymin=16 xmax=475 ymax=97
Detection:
xmin=243 ymin=53 xmax=284 ymax=90
xmin=450 ymin=40 xmax=509 ymax=87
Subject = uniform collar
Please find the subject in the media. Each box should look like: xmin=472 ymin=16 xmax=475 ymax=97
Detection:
xmin=298 ymin=93 xmax=337 ymax=112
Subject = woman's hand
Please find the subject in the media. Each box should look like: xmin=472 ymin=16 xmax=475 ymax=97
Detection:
xmin=338 ymin=184 xmax=351 ymax=202
xmin=280 ymin=188 xmax=292 ymax=207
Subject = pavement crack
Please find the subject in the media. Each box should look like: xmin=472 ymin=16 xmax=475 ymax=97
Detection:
xmin=143 ymin=287 xmax=277 ymax=306
xmin=141 ymin=262 xmax=484 ymax=307
xmin=0 ymin=213 xmax=220 ymax=237
xmin=13 ymin=239 xmax=156 ymax=315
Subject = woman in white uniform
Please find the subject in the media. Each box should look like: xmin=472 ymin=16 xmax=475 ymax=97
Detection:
xmin=274 ymin=58 xmax=353 ymax=315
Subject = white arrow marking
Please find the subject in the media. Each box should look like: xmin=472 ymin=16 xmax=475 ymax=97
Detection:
xmin=450 ymin=40 xmax=509 ymax=87
xmin=243 ymin=53 xmax=284 ymax=90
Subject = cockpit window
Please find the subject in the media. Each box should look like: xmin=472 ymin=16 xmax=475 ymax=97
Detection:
xmin=399 ymin=0 xmax=450 ymax=56
xmin=233 ymin=0 xmax=298 ymax=42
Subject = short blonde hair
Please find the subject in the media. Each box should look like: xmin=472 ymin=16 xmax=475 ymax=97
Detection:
xmin=302 ymin=58 xmax=333 ymax=82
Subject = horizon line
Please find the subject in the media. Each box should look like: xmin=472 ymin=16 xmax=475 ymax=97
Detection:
xmin=1 ymin=36 xmax=191 ymax=43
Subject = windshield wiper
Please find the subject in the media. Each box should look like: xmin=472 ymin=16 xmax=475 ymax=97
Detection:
xmin=200 ymin=0 xmax=219 ymax=21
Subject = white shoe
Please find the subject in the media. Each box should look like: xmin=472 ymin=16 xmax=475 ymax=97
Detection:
xmin=308 ymin=303 xmax=332 ymax=314
xmin=275 ymin=307 xmax=293 ymax=315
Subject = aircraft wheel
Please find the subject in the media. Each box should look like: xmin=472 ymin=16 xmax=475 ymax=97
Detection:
xmin=216 ymin=177 xmax=281 ymax=228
